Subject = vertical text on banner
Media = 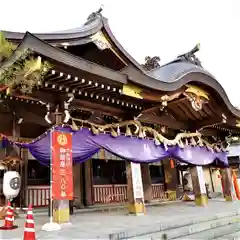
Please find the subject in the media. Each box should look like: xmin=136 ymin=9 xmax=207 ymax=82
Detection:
xmin=52 ymin=131 xmax=73 ymax=200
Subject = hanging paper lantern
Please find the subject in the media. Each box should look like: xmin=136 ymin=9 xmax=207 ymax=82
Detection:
xmin=3 ymin=171 xmax=21 ymax=200
xmin=170 ymin=159 xmax=174 ymax=168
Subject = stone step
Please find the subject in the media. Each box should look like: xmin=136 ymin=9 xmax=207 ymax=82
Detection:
xmin=109 ymin=210 xmax=240 ymax=239
xmin=177 ymin=222 xmax=240 ymax=239
xmin=214 ymin=229 xmax=240 ymax=240
xmin=130 ymin=215 xmax=240 ymax=240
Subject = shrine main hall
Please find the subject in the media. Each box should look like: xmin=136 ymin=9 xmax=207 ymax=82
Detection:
xmin=0 ymin=8 xmax=240 ymax=221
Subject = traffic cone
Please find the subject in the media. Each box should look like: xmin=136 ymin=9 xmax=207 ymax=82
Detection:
xmin=23 ymin=204 xmax=35 ymax=240
xmin=0 ymin=201 xmax=18 ymax=230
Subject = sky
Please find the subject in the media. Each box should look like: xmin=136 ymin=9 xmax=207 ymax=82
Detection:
xmin=1 ymin=0 xmax=239 ymax=105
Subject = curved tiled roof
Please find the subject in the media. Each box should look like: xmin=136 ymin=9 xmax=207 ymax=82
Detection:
xmin=148 ymin=59 xmax=215 ymax=83
xmin=2 ymin=11 xmax=145 ymax=71
xmin=1 ymin=10 xmax=240 ymax=120
xmin=2 ymin=15 xmax=103 ymax=41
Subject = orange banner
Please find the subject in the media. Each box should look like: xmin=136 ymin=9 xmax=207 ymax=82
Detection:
xmin=233 ymin=172 xmax=240 ymax=200
xmin=52 ymin=131 xmax=73 ymax=200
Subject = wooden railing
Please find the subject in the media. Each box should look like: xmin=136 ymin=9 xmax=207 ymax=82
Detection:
xmin=27 ymin=183 xmax=169 ymax=207
xmin=27 ymin=185 xmax=50 ymax=207
xmin=152 ymin=183 xmax=165 ymax=200
xmin=93 ymin=184 xmax=128 ymax=204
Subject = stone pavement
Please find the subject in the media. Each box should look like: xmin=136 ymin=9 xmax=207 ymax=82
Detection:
xmin=1 ymin=199 xmax=240 ymax=239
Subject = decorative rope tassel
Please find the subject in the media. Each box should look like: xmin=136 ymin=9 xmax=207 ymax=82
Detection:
xmin=157 ymin=133 xmax=164 ymax=143
xmin=138 ymin=129 xmax=145 ymax=138
xmin=117 ymin=125 xmax=120 ymax=135
xmin=190 ymin=137 xmax=197 ymax=146
xmin=163 ymin=142 xmax=168 ymax=151
xmin=91 ymin=126 xmax=99 ymax=135
xmin=178 ymin=140 xmax=184 ymax=148
xmin=206 ymin=144 xmax=214 ymax=153
xmin=214 ymin=146 xmax=220 ymax=152
xmin=198 ymin=137 xmax=204 ymax=147
xmin=154 ymin=138 xmax=161 ymax=145
xmin=125 ymin=125 xmax=132 ymax=136
xmin=153 ymin=132 xmax=160 ymax=145
xmin=71 ymin=120 xmax=78 ymax=131
xmin=205 ymin=143 xmax=210 ymax=150
xmin=111 ymin=128 xmax=118 ymax=137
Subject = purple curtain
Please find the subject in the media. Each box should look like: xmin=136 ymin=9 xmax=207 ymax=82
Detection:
xmin=13 ymin=126 xmax=228 ymax=167
xmin=19 ymin=127 xmax=100 ymax=165
xmin=170 ymin=146 xmax=228 ymax=166
xmin=88 ymin=133 xmax=169 ymax=163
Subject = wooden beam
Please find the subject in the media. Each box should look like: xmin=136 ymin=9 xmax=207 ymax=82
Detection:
xmin=31 ymin=90 xmax=134 ymax=118
xmin=18 ymin=109 xmax=49 ymax=127
xmin=72 ymin=99 xmax=129 ymax=117
xmin=141 ymin=96 xmax=187 ymax=115
xmin=139 ymin=114 xmax=189 ymax=130
xmin=182 ymin=101 xmax=202 ymax=120
xmin=0 ymin=112 xmax=12 ymax=120
xmin=208 ymin=98 xmax=225 ymax=116
xmin=0 ymin=105 xmax=49 ymax=127
xmin=194 ymin=117 xmax=224 ymax=131
xmin=87 ymin=111 xmax=106 ymax=125
xmin=164 ymin=108 xmax=186 ymax=122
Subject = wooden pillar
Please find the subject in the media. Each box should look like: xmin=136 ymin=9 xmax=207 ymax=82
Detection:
xmin=163 ymin=159 xmax=178 ymax=200
xmin=22 ymin=148 xmax=29 ymax=207
xmin=12 ymin=115 xmax=20 ymax=142
xmin=52 ymin=112 xmax=70 ymax=224
xmin=84 ymin=159 xmax=93 ymax=206
xmin=12 ymin=115 xmax=21 ymax=206
xmin=141 ymin=163 xmax=152 ymax=202
xmin=126 ymin=161 xmax=145 ymax=215
xmin=73 ymin=163 xmax=83 ymax=208
xmin=221 ymin=168 xmax=234 ymax=201
xmin=190 ymin=166 xmax=208 ymax=206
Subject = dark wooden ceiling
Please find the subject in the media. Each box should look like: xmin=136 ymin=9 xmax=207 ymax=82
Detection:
xmin=65 ymin=42 xmax=126 ymax=71
xmin=167 ymin=97 xmax=222 ymax=127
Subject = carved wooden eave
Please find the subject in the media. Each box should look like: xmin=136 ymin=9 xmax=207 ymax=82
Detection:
xmin=1 ymin=32 xmax=127 ymax=85
xmin=121 ymin=61 xmax=240 ymax=134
